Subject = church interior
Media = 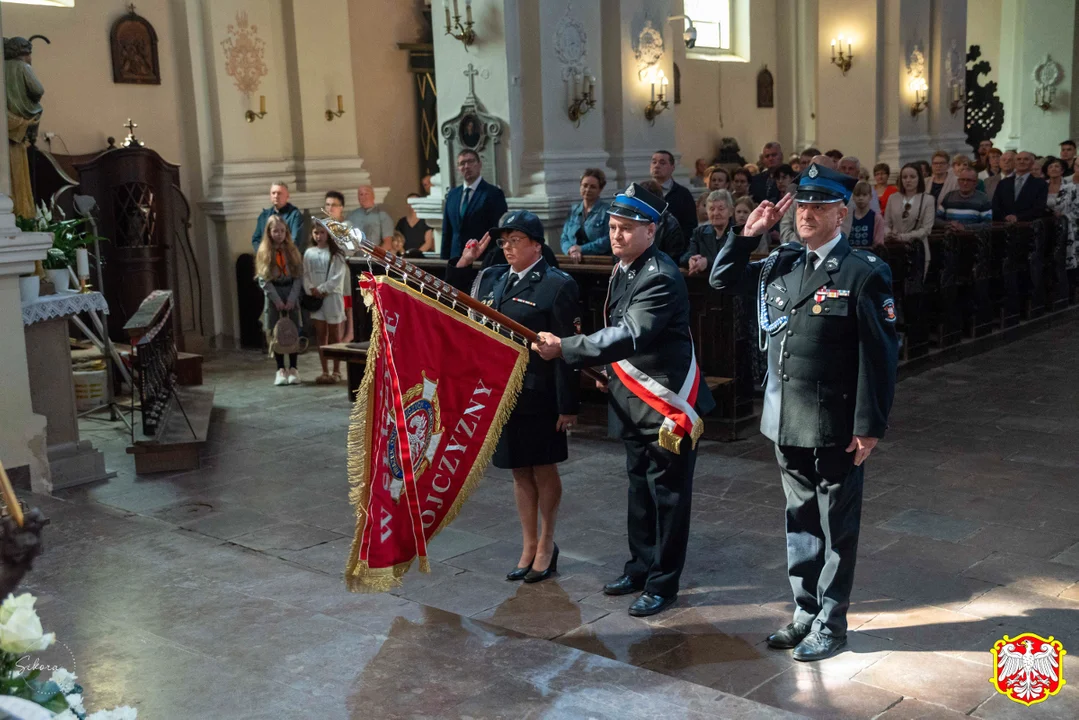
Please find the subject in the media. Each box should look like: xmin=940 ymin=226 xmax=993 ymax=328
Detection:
xmin=0 ymin=0 xmax=1078 ymax=717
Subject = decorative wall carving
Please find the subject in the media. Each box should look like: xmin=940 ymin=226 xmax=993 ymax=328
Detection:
xmin=906 ymin=44 xmax=926 ymax=82
xmin=441 ymin=63 xmax=504 ymax=187
xmin=634 ymin=19 xmax=664 ymax=80
xmin=944 ymin=39 xmax=964 ymax=89
xmin=110 ymin=5 xmax=160 ymax=85
xmin=553 ymin=4 xmax=588 ymax=80
xmin=220 ymin=12 xmax=268 ymax=95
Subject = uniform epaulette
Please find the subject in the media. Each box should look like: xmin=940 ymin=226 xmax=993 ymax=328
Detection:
xmin=847 ymin=249 xmax=886 ymax=268
xmin=549 ymin=266 xmax=572 ymax=280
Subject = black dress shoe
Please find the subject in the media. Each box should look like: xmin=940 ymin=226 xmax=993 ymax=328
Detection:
xmin=766 ymin=621 xmax=812 ymax=649
xmin=628 ymin=593 xmax=677 ymax=617
xmin=603 ymin=574 xmax=645 ymax=596
xmin=792 ymin=631 xmax=847 ymax=661
xmin=524 ymin=544 xmax=558 ymax=583
xmin=506 ymin=563 xmax=532 ymax=581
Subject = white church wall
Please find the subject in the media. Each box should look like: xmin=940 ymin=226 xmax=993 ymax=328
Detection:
xmin=815 ymin=0 xmax=880 ymax=164
xmin=673 ymin=0 xmax=781 ymax=170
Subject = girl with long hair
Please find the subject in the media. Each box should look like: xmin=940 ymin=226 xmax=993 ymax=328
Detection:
xmin=256 ymin=216 xmax=304 ymax=385
xmin=303 ymin=220 xmax=348 ymax=384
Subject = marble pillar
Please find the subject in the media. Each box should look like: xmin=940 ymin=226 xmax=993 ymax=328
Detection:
xmin=877 ymin=0 xmax=935 ymax=175
xmin=928 ymin=0 xmax=969 ymax=155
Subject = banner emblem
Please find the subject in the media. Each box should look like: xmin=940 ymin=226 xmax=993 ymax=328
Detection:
xmin=991 ymin=633 xmax=1066 ymax=706
xmin=385 ymin=375 xmax=443 ymax=502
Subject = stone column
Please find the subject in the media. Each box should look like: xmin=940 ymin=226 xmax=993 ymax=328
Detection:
xmin=927 ymin=0 xmax=969 ymax=155
xmin=877 ymin=0 xmax=935 ymax=174
xmin=0 ymin=10 xmax=53 ymax=489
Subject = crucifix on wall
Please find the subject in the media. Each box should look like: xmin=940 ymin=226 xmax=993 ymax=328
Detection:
xmin=442 ymin=63 xmax=504 ymax=186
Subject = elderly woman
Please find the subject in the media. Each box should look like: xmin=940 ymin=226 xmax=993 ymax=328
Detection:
xmin=561 ymin=168 xmax=611 ymax=263
xmin=1044 ymin=157 xmax=1071 ymax=213
xmin=683 ymin=190 xmax=734 ymax=275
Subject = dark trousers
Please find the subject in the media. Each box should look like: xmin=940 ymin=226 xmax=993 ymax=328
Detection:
xmin=623 ymin=435 xmax=696 ymax=597
xmin=775 ymin=444 xmax=864 ymax=637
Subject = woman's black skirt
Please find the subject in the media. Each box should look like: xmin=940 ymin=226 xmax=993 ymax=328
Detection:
xmin=492 ymin=410 xmax=568 ymax=469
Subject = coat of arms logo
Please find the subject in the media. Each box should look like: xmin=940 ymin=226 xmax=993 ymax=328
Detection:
xmin=991 ymin=633 xmax=1066 ymax=706
xmin=385 ymin=374 xmax=444 ymax=502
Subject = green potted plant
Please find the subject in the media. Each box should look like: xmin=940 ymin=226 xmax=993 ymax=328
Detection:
xmin=18 ymin=203 xmax=102 ymax=294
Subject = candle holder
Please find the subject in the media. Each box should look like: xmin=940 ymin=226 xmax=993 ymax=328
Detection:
xmin=246 ymin=95 xmax=268 ymax=122
xmin=443 ymin=0 xmax=476 ymax=47
xmin=326 ymin=94 xmax=346 ymax=121
xmin=830 ymin=35 xmax=853 ymax=75
xmin=909 ymin=78 xmax=929 ymax=117
xmin=644 ymin=69 xmax=669 ymax=125
xmin=949 ymin=83 xmax=965 ymax=115
xmin=1034 ymin=84 xmax=1056 ymax=111
xmin=567 ymin=72 xmax=595 ymax=127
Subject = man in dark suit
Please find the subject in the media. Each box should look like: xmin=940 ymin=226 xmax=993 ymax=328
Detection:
xmin=441 ymin=149 xmax=508 ymax=259
xmin=533 ymin=183 xmax=715 ymax=618
xmin=710 ymin=164 xmax=899 ymax=661
xmin=992 ymin=151 xmax=1049 ymax=222
xmin=650 ymin=150 xmax=698 ymax=239
xmin=749 ymin=141 xmax=784 ymax=204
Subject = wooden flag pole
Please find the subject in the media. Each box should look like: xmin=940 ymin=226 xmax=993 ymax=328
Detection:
xmin=325 ymin=219 xmax=607 ymax=386
xmin=0 ymin=460 xmax=25 ymax=528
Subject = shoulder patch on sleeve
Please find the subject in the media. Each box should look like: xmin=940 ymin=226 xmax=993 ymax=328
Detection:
xmin=882 ymin=298 xmax=897 ymax=322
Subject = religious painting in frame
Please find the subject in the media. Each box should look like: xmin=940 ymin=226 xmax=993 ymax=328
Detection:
xmin=111 ymin=6 xmax=161 ymax=85
xmin=458 ymin=112 xmax=483 ymax=150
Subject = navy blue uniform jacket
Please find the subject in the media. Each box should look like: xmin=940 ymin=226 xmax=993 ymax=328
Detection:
xmin=710 ymin=233 xmax=898 ymax=448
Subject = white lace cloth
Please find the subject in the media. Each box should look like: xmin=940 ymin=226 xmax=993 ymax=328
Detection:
xmin=22 ymin=290 xmax=109 ymax=326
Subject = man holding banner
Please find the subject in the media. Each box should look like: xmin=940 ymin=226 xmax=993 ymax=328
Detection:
xmin=533 ymin=182 xmax=714 ymax=617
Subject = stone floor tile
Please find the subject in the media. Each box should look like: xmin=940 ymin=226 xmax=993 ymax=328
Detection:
xmin=879 ymin=509 xmax=983 ymax=542
xmin=745 ymin=665 xmax=903 ymax=719
xmin=853 ymin=650 xmax=998 ymax=714
xmin=472 ymin=582 xmax=610 ymax=639
xmin=875 ymin=697 xmax=978 ymax=719
xmin=972 ymin=683 xmax=1079 ymax=719
xmin=554 ymin=608 xmax=689 ymax=667
xmin=960 ymin=525 xmax=1078 ymax=561
xmin=425 ymin=526 xmax=497 ymax=561
xmin=857 ymin=605 xmax=1003 ymax=653
xmin=961 ymin=552 xmax=1079 ymax=597
xmin=230 ymin=521 xmax=346 ymax=553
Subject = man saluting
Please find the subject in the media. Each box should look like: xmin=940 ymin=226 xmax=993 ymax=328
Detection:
xmin=533 ymin=183 xmax=714 ymax=617
xmin=710 ymin=164 xmax=899 ymax=661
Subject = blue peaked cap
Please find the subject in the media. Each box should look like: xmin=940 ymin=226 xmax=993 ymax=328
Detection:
xmin=794 ymin=163 xmax=858 ymax=204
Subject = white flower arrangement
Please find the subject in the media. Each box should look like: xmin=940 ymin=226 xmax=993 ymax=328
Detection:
xmin=0 ymin=594 xmax=136 ymax=719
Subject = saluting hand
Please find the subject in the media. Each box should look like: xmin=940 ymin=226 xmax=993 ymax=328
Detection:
xmin=531 ymin=331 xmax=562 ymax=360
xmin=456 ymin=232 xmax=492 ymax=268
xmin=743 ymin=192 xmax=795 ymax=237
xmin=845 ymin=435 xmax=879 ymax=466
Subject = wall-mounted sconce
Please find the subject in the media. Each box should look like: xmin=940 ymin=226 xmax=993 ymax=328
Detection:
xmin=948 ymin=82 xmax=965 ymax=115
xmin=443 ymin=0 xmax=475 ymax=47
xmin=644 ymin=69 xmax=669 ymax=125
xmin=245 ymin=95 xmax=267 ymax=123
xmin=326 ymin=95 xmax=346 ymax=121
xmin=1033 ymin=54 xmax=1063 ymax=112
xmin=566 ymin=72 xmax=595 ymax=127
xmin=830 ymin=34 xmax=853 ymax=75
xmin=909 ymin=78 xmax=929 ymax=117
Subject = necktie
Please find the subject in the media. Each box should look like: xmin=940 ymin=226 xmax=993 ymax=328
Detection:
xmin=504 ymin=272 xmax=519 ymax=295
xmin=1015 ymin=175 xmax=1025 ymax=200
xmin=802 ymin=250 xmax=818 ymax=285
xmin=461 ymin=186 xmax=472 ymax=213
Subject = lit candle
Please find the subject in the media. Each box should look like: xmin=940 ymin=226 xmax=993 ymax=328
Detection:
xmin=453 ymin=0 xmax=459 ymax=18
xmin=651 ymin=82 xmax=655 ymax=103
xmin=465 ymin=0 xmax=472 ymax=24
xmin=847 ymin=39 xmax=853 ymax=58
xmin=572 ymin=72 xmax=579 ymax=100
xmin=337 ymin=94 xmax=344 ymax=113
xmin=588 ymin=75 xmax=596 ymax=99
xmin=76 ymin=247 xmax=89 ymax=278
xmin=831 ymin=38 xmax=836 ymax=60
xmin=259 ymin=95 xmax=266 ymax=114
xmin=660 ymin=71 xmax=669 ymax=101
xmin=444 ymin=0 xmax=451 ymax=28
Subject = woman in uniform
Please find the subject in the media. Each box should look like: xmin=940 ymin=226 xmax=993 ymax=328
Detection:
xmin=448 ymin=211 xmax=580 ymax=583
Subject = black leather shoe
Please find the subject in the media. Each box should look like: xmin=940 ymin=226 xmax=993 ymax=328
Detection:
xmin=628 ymin=593 xmax=677 ymax=617
xmin=524 ymin=544 xmax=558 ymax=583
xmin=506 ymin=563 xmax=532 ymax=581
xmin=792 ymin=631 xmax=847 ymax=661
xmin=766 ymin=621 xmax=812 ymax=649
xmin=603 ymin=574 xmax=644 ymax=596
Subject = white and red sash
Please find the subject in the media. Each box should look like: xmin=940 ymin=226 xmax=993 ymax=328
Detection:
xmin=605 ymin=264 xmax=704 ymax=453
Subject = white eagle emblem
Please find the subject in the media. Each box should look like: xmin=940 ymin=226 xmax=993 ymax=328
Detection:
xmin=994 ymin=636 xmax=1064 ymax=705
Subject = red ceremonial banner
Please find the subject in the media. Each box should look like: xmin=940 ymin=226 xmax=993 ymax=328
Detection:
xmin=345 ymin=274 xmax=528 ymax=592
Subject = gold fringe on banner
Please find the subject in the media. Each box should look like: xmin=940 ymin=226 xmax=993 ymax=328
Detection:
xmin=343 ymin=276 xmax=528 ymax=593
xmin=657 ymin=417 xmax=705 ymax=454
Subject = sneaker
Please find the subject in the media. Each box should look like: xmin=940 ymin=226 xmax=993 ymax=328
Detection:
xmin=274 ymin=369 xmax=288 ymax=386
xmin=287 ymin=368 xmax=301 ymax=385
